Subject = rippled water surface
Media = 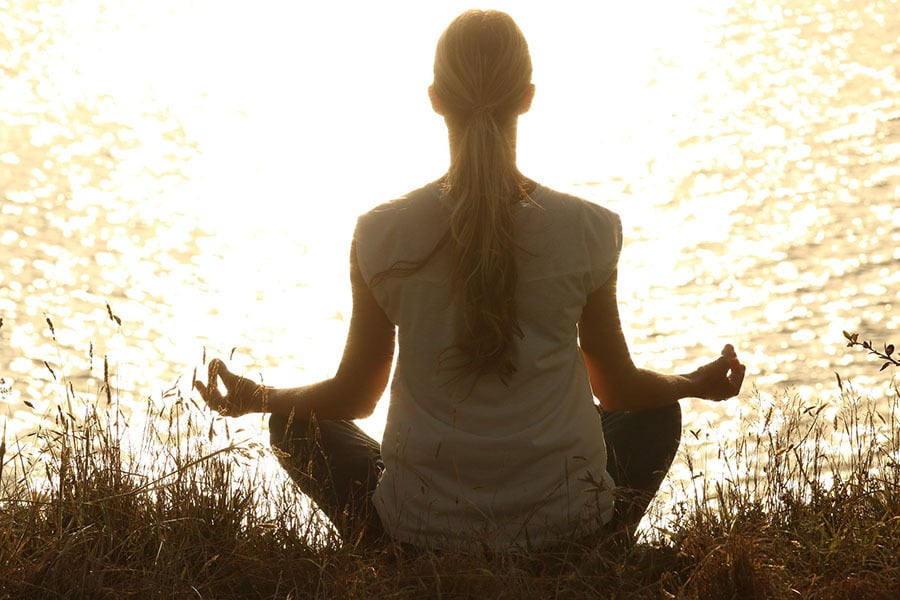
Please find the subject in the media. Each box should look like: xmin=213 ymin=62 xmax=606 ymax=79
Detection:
xmin=1 ymin=0 xmax=898 ymax=451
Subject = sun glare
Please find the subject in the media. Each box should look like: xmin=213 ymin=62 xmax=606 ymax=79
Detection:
xmin=2 ymin=0 xmax=898 ymax=447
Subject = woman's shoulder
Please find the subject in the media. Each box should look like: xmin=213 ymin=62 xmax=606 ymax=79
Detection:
xmin=518 ymin=185 xmax=622 ymax=281
xmin=359 ymin=181 xmax=443 ymax=222
xmin=529 ymin=184 xmax=622 ymax=233
xmin=354 ymin=181 xmax=446 ymax=255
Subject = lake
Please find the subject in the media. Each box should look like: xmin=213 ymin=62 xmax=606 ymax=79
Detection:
xmin=1 ymin=0 xmax=898 ymax=459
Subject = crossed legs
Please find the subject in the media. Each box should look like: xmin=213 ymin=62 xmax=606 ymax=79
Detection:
xmin=268 ymin=414 xmax=386 ymax=547
xmin=269 ymin=401 xmax=682 ymax=547
xmin=599 ymin=402 xmax=682 ymax=538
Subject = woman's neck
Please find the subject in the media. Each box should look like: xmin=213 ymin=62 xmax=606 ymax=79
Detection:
xmin=445 ymin=118 xmax=519 ymax=162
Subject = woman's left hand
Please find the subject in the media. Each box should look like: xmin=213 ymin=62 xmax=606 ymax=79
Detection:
xmin=687 ymin=344 xmax=746 ymax=401
xmin=194 ymin=358 xmax=265 ymax=416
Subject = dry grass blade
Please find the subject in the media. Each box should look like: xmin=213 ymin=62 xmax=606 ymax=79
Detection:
xmin=0 ymin=418 xmax=6 ymax=480
xmin=1 ymin=317 xmax=898 ymax=597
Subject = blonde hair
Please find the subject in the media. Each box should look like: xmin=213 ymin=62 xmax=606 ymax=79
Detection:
xmin=433 ymin=10 xmax=533 ymax=383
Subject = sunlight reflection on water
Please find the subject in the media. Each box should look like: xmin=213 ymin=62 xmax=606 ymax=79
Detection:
xmin=1 ymin=0 xmax=898 ymax=472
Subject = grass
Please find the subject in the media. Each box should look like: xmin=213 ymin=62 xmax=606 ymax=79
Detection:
xmin=1 ymin=338 xmax=898 ymax=598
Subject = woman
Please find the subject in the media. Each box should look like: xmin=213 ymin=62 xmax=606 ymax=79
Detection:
xmin=195 ymin=9 xmax=745 ymax=551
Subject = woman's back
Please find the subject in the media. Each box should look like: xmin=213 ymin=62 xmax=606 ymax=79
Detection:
xmin=196 ymin=8 xmax=744 ymax=553
xmin=355 ymin=181 xmax=622 ymax=548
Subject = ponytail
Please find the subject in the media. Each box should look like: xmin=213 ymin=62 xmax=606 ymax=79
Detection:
xmin=433 ymin=10 xmax=533 ymax=383
xmin=372 ymin=10 xmax=533 ymax=385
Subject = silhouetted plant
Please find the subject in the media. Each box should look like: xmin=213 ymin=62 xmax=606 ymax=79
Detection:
xmin=843 ymin=330 xmax=898 ymax=371
xmin=3 ymin=313 xmax=899 ymax=597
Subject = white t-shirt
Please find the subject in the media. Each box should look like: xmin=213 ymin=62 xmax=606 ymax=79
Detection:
xmin=354 ymin=181 xmax=621 ymax=549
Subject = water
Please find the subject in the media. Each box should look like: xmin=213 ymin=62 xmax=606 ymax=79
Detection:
xmin=1 ymin=0 xmax=898 ymax=453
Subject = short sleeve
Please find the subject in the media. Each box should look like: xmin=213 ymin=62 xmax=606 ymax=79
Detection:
xmin=353 ymin=212 xmax=376 ymax=286
xmin=582 ymin=202 xmax=623 ymax=293
xmin=353 ymin=199 xmax=402 ymax=288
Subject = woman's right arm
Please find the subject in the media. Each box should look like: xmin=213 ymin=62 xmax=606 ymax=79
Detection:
xmin=194 ymin=239 xmax=396 ymax=420
xmin=578 ymin=268 xmax=745 ymax=412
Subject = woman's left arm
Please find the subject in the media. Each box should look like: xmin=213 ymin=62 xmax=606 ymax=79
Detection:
xmin=194 ymin=239 xmax=396 ymax=420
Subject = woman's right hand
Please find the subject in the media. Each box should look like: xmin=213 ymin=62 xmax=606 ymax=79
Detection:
xmin=194 ymin=358 xmax=266 ymax=417
xmin=687 ymin=344 xmax=746 ymax=401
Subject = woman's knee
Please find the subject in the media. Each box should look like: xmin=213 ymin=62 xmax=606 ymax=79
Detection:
xmin=268 ymin=414 xmax=287 ymax=450
xmin=659 ymin=401 xmax=682 ymax=443
xmin=668 ymin=402 xmax=683 ymax=446
xmin=639 ymin=402 xmax=682 ymax=462
xmin=268 ymin=413 xmax=313 ymax=454
xmin=602 ymin=401 xmax=682 ymax=441
xmin=664 ymin=400 xmax=682 ymax=423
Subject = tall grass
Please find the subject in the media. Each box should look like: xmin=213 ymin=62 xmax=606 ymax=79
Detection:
xmin=1 ymin=330 xmax=898 ymax=598
xmin=661 ymin=382 xmax=900 ymax=599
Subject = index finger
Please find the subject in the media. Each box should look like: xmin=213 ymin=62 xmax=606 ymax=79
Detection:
xmin=729 ymin=363 xmax=746 ymax=394
xmin=207 ymin=359 xmax=223 ymax=393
